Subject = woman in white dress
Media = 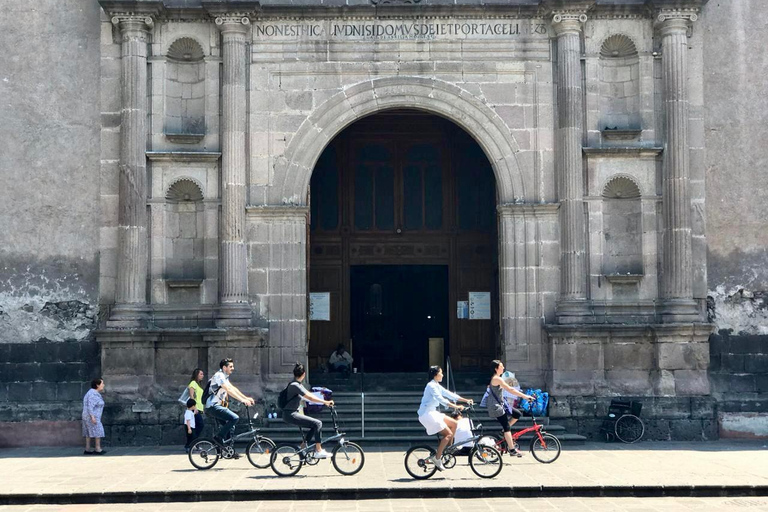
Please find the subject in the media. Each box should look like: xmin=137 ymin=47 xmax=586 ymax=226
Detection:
xmin=417 ymin=366 xmax=473 ymax=471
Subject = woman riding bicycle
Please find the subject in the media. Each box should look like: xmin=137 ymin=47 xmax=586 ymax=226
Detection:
xmin=417 ymin=365 xmax=473 ymax=471
xmin=488 ymin=360 xmax=534 ymax=457
xmin=281 ymin=362 xmax=335 ymax=459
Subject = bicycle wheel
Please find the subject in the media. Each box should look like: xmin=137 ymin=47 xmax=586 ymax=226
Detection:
xmin=270 ymin=444 xmax=303 ymax=477
xmin=246 ymin=437 xmax=276 ymax=469
xmin=529 ymin=433 xmax=561 ymax=464
xmin=332 ymin=442 xmax=365 ymax=476
xmin=404 ymin=445 xmax=438 ymax=480
xmin=615 ymin=414 xmax=644 ymax=444
xmin=468 ymin=445 xmax=503 ymax=479
xmin=188 ymin=438 xmax=220 ymax=470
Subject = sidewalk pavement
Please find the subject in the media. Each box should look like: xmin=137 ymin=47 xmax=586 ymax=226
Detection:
xmin=0 ymin=441 xmax=767 ymax=505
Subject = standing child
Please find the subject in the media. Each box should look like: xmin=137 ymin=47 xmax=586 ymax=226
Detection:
xmin=184 ymin=398 xmax=198 ymax=453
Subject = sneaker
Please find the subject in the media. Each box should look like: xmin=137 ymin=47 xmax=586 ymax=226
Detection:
xmin=83 ymin=450 xmax=94 ymax=455
xmin=429 ymin=455 xmax=445 ymax=471
xmin=93 ymin=450 xmax=107 ymax=455
xmin=314 ymin=449 xmax=331 ymax=459
xmin=231 ymin=452 xmax=241 ymax=460
xmin=510 ymin=448 xmax=524 ymax=458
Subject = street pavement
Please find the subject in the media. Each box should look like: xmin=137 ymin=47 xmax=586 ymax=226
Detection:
xmin=0 ymin=441 xmax=766 ymax=505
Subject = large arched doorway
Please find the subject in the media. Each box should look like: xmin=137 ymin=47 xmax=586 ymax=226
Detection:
xmin=308 ymin=110 xmax=498 ymax=372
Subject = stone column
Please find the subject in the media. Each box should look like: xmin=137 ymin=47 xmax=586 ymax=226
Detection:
xmin=498 ymin=203 xmax=560 ymax=389
xmin=216 ymin=15 xmax=251 ymax=326
xmin=246 ymin=207 xmax=309 ymax=387
xmin=553 ymin=12 xmax=589 ymax=323
xmin=109 ymin=15 xmax=153 ymax=327
xmin=658 ymin=11 xmax=699 ymax=322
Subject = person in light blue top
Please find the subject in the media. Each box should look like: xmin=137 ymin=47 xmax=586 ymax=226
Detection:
xmin=417 ymin=366 xmax=473 ymax=471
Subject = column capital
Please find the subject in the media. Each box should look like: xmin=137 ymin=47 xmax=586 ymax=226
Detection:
xmin=655 ymin=9 xmax=698 ymax=36
xmin=552 ymin=11 xmax=588 ymax=36
xmin=110 ymin=13 xmax=154 ymax=36
xmin=214 ymin=14 xmax=252 ymax=34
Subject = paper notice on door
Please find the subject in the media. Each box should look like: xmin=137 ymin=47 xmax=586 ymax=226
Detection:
xmin=309 ymin=292 xmax=331 ymax=321
xmin=457 ymin=301 xmax=468 ymax=319
xmin=468 ymin=292 xmax=491 ymax=320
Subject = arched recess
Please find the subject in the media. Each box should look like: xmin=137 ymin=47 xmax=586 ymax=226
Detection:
xmin=601 ymin=175 xmax=643 ymax=275
xmin=272 ymin=77 xmax=527 ymax=205
xmin=599 ymin=34 xmax=640 ymax=131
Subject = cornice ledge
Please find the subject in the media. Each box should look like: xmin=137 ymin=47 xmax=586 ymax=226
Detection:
xmin=497 ymin=202 xmax=560 ymax=216
xmin=146 ymin=150 xmax=221 ymax=162
xmin=202 ymin=1 xmax=260 ymax=19
xmin=583 ymin=146 xmax=663 ymax=157
xmin=99 ymin=1 xmax=165 ymax=18
xmin=245 ymin=205 xmax=310 ymax=219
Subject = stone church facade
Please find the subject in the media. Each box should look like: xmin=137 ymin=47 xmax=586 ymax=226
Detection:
xmin=1 ymin=0 xmax=766 ymax=445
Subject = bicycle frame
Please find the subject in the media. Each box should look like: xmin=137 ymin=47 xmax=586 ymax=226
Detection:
xmin=293 ymin=406 xmax=351 ymax=456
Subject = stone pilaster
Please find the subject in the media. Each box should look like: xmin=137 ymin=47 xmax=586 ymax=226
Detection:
xmin=657 ymin=10 xmax=699 ymax=322
xmin=553 ymin=11 xmax=589 ymax=323
xmin=498 ymin=203 xmax=559 ymax=388
xmin=216 ymin=15 xmax=251 ymax=326
xmin=246 ymin=206 xmax=309 ymax=387
xmin=108 ymin=14 xmax=153 ymax=327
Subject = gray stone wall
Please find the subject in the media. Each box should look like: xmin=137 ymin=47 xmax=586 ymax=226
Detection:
xmin=0 ymin=0 xmax=102 ymax=343
xmin=0 ymin=340 xmax=101 ymax=447
xmin=702 ymin=1 xmax=768 ymax=410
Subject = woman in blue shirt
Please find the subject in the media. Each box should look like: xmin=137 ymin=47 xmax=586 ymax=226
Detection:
xmin=417 ymin=366 xmax=473 ymax=471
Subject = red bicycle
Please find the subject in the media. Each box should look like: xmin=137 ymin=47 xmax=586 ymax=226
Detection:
xmin=487 ymin=397 xmax=561 ymax=464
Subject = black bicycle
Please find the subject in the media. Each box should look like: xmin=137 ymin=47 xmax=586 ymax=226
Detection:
xmin=404 ymin=406 xmax=503 ymax=479
xmin=188 ymin=406 xmax=276 ymax=470
xmin=270 ymin=406 xmax=365 ymax=477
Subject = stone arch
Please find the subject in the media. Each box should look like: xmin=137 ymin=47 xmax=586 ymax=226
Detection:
xmin=272 ymin=77 xmax=526 ymax=205
xmin=166 ymin=177 xmax=205 ymax=202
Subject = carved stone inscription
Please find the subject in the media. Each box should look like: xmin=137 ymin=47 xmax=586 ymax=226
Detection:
xmin=253 ymin=19 xmax=550 ymax=41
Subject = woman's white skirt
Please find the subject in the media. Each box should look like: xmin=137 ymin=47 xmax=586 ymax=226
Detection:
xmin=418 ymin=410 xmax=448 ymax=436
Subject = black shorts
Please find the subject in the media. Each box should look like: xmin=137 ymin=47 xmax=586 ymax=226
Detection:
xmin=495 ymin=408 xmax=523 ymax=432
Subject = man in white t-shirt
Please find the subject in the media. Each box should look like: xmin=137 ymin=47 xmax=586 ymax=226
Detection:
xmin=204 ymin=358 xmax=255 ymax=453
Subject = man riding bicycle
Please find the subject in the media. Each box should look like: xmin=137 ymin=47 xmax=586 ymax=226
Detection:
xmin=417 ymin=365 xmax=473 ymax=471
xmin=204 ymin=358 xmax=255 ymax=458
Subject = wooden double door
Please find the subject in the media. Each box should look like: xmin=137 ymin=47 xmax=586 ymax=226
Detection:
xmin=308 ymin=111 xmax=499 ymax=372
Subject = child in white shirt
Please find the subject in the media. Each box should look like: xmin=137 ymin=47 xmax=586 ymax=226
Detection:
xmin=184 ymin=398 xmax=197 ymax=453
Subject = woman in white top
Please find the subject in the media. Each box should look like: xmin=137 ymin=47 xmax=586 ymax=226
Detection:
xmin=417 ymin=366 xmax=473 ymax=471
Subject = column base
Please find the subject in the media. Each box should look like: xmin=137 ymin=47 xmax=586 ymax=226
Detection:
xmin=556 ymin=299 xmax=593 ymax=324
xmin=107 ymin=303 xmax=149 ymax=328
xmin=661 ymin=298 xmax=700 ymax=323
xmin=217 ymin=303 xmax=252 ymax=327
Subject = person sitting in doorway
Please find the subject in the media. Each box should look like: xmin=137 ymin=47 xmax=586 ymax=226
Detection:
xmin=328 ymin=344 xmax=353 ymax=376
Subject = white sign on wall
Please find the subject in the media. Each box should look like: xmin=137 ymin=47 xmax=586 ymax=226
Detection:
xmin=309 ymin=292 xmax=331 ymax=321
xmin=468 ymin=292 xmax=491 ymax=320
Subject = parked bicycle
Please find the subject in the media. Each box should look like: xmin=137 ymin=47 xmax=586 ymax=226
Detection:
xmin=188 ymin=406 xmax=276 ymax=470
xmin=270 ymin=405 xmax=365 ymax=477
xmin=488 ymin=396 xmax=561 ymax=464
xmin=404 ymin=405 xmax=504 ymax=479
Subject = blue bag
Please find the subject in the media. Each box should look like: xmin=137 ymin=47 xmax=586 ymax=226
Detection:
xmin=520 ymin=388 xmax=549 ymax=416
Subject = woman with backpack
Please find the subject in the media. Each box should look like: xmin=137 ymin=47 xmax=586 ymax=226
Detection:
xmin=488 ymin=360 xmax=534 ymax=457
xmin=279 ymin=362 xmax=334 ymax=459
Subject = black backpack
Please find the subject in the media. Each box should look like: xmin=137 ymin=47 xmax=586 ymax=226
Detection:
xmin=201 ymin=378 xmax=213 ymax=406
xmin=277 ymin=383 xmax=291 ymax=410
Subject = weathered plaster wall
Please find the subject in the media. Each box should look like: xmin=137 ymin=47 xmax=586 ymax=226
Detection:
xmin=0 ymin=0 xmax=102 ymax=342
xmin=703 ymin=1 xmax=768 ymax=417
xmin=704 ymin=0 xmax=768 ymax=301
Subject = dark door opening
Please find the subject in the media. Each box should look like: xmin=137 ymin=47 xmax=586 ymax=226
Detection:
xmin=350 ymin=265 xmax=448 ymax=373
